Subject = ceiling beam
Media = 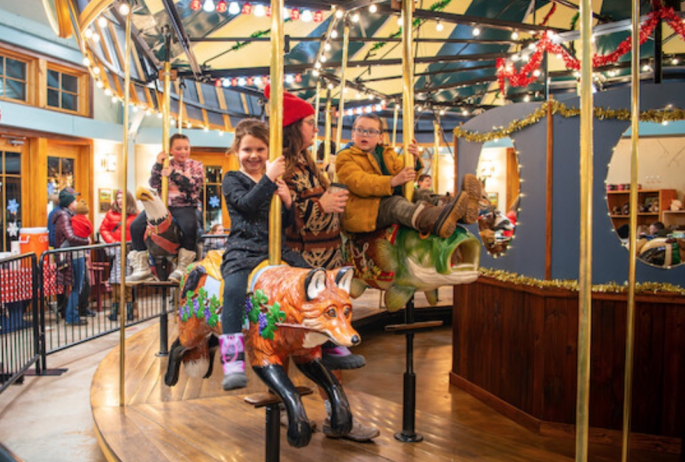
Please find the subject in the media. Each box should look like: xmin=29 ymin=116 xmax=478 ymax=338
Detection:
xmin=189 ymin=36 xmax=522 ymax=46
xmin=160 ymin=0 xmax=203 ymax=79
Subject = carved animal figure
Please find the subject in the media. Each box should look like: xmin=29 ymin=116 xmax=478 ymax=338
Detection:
xmin=344 ymin=224 xmax=480 ymax=311
xmin=637 ymin=237 xmax=685 ymax=267
xmin=136 ymin=186 xmax=182 ymax=280
xmin=164 ymin=252 xmax=357 ymax=448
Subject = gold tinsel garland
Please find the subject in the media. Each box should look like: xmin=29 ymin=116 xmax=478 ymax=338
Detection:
xmin=479 ymin=268 xmax=685 ymax=296
xmin=454 ymin=100 xmax=685 ymax=143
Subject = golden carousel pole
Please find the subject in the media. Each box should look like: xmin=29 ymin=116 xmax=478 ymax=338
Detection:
xmin=392 ymin=103 xmax=400 ymax=148
xmin=621 ymin=0 xmax=640 ymax=460
xmin=334 ymin=18 xmax=350 ymax=156
xmin=314 ymin=79 xmax=321 ymax=151
xmin=575 ymin=0 xmax=594 ymax=457
xmin=178 ymin=79 xmax=184 ymax=134
xmin=432 ymin=120 xmax=440 ymax=193
xmin=401 ymin=0 xmax=414 ymax=202
xmin=161 ymin=35 xmax=172 ymax=204
xmin=268 ymin=0 xmax=285 ymax=265
xmin=324 ymin=88 xmax=333 ymax=166
xmin=118 ymin=2 xmax=132 ymax=407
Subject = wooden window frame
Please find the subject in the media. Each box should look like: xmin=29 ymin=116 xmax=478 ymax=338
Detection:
xmin=0 ymin=49 xmax=34 ymax=105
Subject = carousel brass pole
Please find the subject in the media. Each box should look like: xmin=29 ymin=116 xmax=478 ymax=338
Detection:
xmin=119 ymin=5 xmax=132 ymax=407
xmin=268 ymin=0 xmax=285 ymax=266
xmin=178 ymin=79 xmax=184 ymax=134
xmin=392 ymin=103 xmax=400 ymax=148
xmin=334 ymin=18 xmax=350 ymax=154
xmin=401 ymin=1 xmax=415 ymax=202
xmin=314 ymin=79 xmax=321 ymax=151
xmin=432 ymin=120 xmax=440 ymax=193
xmin=575 ymin=0 xmax=594 ymax=458
xmin=621 ymin=0 xmax=640 ymax=460
xmin=324 ymin=88 xmax=333 ymax=166
xmin=161 ymin=34 xmax=172 ymax=205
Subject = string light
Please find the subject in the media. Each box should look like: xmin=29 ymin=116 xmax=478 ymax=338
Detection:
xmin=472 ymin=26 xmax=480 ymax=36
xmin=98 ymin=17 xmax=107 ymax=27
xmin=119 ymin=3 xmax=130 ymax=15
xmin=511 ymin=31 xmax=518 ymax=40
xmin=203 ymin=0 xmax=216 ymax=13
xmin=351 ymin=12 xmax=360 ymax=22
xmin=436 ymin=21 xmax=444 ymax=32
xmin=228 ymin=1 xmax=240 ymax=14
xmin=253 ymin=4 xmax=265 ymax=16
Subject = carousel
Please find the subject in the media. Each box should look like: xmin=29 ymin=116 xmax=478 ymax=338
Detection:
xmin=38 ymin=0 xmax=685 ymax=461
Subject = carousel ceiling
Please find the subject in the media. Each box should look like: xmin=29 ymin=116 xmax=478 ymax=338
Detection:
xmin=48 ymin=0 xmax=685 ymax=132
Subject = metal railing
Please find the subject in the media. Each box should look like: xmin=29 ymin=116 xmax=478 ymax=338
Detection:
xmin=0 ymin=244 xmax=175 ymax=390
xmin=0 ymin=253 xmax=39 ymax=395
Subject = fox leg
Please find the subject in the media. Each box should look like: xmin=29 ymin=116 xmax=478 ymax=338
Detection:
xmin=164 ymin=338 xmax=187 ymax=387
xmin=295 ymin=360 xmax=352 ymax=437
xmin=253 ymin=364 xmax=313 ymax=448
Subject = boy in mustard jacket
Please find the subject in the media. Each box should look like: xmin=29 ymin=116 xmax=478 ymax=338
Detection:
xmin=336 ymin=114 xmax=480 ymax=238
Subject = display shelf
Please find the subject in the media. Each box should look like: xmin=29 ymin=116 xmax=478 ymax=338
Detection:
xmin=606 ymin=188 xmax=677 ymax=230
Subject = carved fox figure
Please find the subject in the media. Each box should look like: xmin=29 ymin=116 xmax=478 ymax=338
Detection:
xmin=164 ymin=251 xmax=357 ymax=448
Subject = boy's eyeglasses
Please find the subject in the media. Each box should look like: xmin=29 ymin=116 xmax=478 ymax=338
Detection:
xmin=352 ymin=128 xmax=382 ymax=136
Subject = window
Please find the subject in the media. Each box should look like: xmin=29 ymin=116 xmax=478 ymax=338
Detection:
xmin=47 ymin=68 xmax=79 ymax=112
xmin=201 ymin=165 xmax=223 ymax=232
xmin=0 ymin=54 xmax=28 ymax=102
xmin=47 ymin=156 xmax=75 ymax=215
xmin=1 ymin=151 xmax=22 ymax=252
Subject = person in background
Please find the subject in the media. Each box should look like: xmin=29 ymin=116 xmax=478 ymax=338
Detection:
xmin=71 ymin=199 xmax=96 ymax=318
xmin=203 ymin=223 xmax=227 ymax=252
xmin=649 ymin=221 xmax=668 ymax=238
xmin=100 ymin=190 xmax=139 ymax=322
xmin=270 ymin=86 xmax=379 ymax=442
xmin=416 ymin=173 xmax=433 ymax=191
xmin=47 ymin=191 xmax=67 ymax=318
xmin=53 ymin=188 xmax=90 ymax=326
xmin=128 ymin=134 xmax=205 ymax=283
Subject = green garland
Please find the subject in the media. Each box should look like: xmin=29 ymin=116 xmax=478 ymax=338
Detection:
xmin=229 ymin=18 xmax=293 ymax=53
xmin=454 ymin=100 xmax=685 ymax=142
xmin=480 ymin=268 xmax=685 ymax=295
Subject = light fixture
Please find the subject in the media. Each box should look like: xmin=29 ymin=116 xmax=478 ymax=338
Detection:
xmin=101 ymin=153 xmax=117 ymax=172
xmin=82 ymin=57 xmax=91 ymax=66
xmin=330 ymin=30 xmax=338 ymax=39
xmin=369 ymin=4 xmax=377 ymax=13
xmin=301 ymin=9 xmax=313 ymax=22
xmin=523 ymin=94 xmax=531 ymax=102
xmin=320 ymin=55 xmax=327 ymax=63
xmin=324 ymin=42 xmax=331 ymax=51
xmin=119 ymin=3 xmax=130 ymax=15
xmin=335 ymin=9 xmax=344 ymax=19
xmin=351 ymin=12 xmax=360 ymax=22
xmin=285 ymin=74 xmax=295 ymax=84
xmin=511 ymin=31 xmax=518 ymax=40
xmin=254 ymin=4 xmax=266 ymax=16
xmin=228 ymin=1 xmax=240 ymax=14
xmin=397 ymin=16 xmax=403 ymax=26
xmin=98 ymin=16 xmax=107 ymax=27
xmin=436 ymin=21 xmax=444 ymax=32
xmin=472 ymin=26 xmax=480 ymax=36
xmin=84 ymin=28 xmax=94 ymax=38
xmin=314 ymin=61 xmax=322 ymax=69
xmin=203 ymin=0 xmax=215 ymax=13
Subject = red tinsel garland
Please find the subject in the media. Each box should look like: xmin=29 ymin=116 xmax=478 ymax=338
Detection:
xmin=497 ymin=6 xmax=685 ymax=93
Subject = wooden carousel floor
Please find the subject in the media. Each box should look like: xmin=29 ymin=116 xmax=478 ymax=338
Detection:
xmin=91 ymin=311 xmax=680 ymax=462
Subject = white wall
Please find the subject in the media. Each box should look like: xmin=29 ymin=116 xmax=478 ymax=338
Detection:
xmin=477 ymin=146 xmax=508 ymax=211
xmin=607 ymin=136 xmax=685 ymax=202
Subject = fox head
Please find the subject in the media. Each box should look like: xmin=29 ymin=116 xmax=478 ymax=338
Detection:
xmin=299 ymin=267 xmax=360 ymax=349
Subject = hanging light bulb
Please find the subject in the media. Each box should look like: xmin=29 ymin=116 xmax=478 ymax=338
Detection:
xmin=228 ymin=1 xmax=239 ymax=14
xmin=330 ymin=30 xmax=338 ymax=39
xmin=96 ymin=80 xmax=104 ymax=89
xmin=312 ymin=69 xmax=320 ymax=77
xmin=472 ymin=27 xmax=480 ymax=36
xmin=203 ymin=0 xmax=215 ymax=13
xmin=254 ymin=4 xmax=266 ymax=16
xmin=511 ymin=31 xmax=518 ymax=40
xmin=254 ymin=76 xmax=263 ymax=86
xmin=82 ymin=57 xmax=91 ymax=67
xmin=314 ymin=61 xmax=322 ymax=69
xmin=84 ymin=28 xmax=94 ymax=38
xmin=327 ymin=82 xmax=334 ymax=90
xmin=351 ymin=12 xmax=360 ymax=22
xmin=92 ymin=66 xmax=101 ymax=75
xmin=92 ymin=33 xmax=101 ymax=42
xmin=335 ymin=9 xmax=344 ymax=19
xmin=324 ymin=42 xmax=331 ymax=51
xmin=369 ymin=4 xmax=377 ymax=13
xmin=98 ymin=16 xmax=107 ymax=27
xmin=301 ymin=9 xmax=313 ymax=22
xmin=320 ymin=55 xmax=327 ymax=63
xmin=119 ymin=3 xmax=131 ymax=15
xmin=397 ymin=16 xmax=402 ymax=26
xmin=523 ymin=94 xmax=531 ymax=102
xmin=436 ymin=21 xmax=443 ymax=32
xmin=285 ymin=74 xmax=295 ymax=84
xmin=237 ymin=77 xmax=247 ymax=86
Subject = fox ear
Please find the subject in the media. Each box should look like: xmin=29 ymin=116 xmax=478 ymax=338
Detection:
xmin=304 ymin=268 xmax=327 ymax=301
xmin=335 ymin=267 xmax=354 ymax=294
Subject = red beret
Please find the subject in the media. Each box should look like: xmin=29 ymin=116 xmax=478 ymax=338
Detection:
xmin=264 ymin=84 xmax=315 ymax=127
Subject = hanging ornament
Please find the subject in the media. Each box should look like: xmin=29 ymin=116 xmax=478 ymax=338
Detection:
xmin=242 ymin=2 xmax=252 ymax=15
xmin=209 ymin=196 xmax=221 ymax=208
xmin=7 ymin=222 xmax=19 ymax=238
xmin=190 ymin=0 xmax=202 ymax=10
xmin=290 ymin=8 xmax=300 ymax=21
xmin=7 ymin=199 xmax=19 ymax=215
xmin=313 ymin=10 xmax=323 ymax=22
xmin=216 ymin=0 xmax=227 ymax=13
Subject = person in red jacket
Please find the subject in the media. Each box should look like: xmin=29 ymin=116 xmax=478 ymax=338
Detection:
xmin=99 ymin=190 xmax=139 ymax=321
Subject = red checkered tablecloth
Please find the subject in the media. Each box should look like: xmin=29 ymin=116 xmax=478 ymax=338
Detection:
xmin=0 ymin=265 xmax=60 ymax=304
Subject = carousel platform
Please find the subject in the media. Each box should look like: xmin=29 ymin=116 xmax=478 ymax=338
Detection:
xmin=90 ymin=288 xmax=677 ymax=462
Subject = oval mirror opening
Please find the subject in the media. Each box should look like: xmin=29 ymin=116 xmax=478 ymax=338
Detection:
xmin=606 ymin=122 xmax=685 ymax=268
xmin=476 ymin=137 xmax=521 ymax=257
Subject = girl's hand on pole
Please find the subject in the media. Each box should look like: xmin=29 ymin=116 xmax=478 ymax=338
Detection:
xmin=156 ymin=151 xmax=169 ymax=164
xmin=275 ymin=179 xmax=292 ymax=209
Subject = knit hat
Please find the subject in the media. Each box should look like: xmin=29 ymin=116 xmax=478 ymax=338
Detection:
xmin=58 ymin=187 xmax=80 ymax=208
xmin=264 ymin=84 xmax=315 ymax=127
xmin=75 ymin=199 xmax=89 ymax=215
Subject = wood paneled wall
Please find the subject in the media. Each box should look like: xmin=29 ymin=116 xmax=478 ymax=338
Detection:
xmin=452 ymin=277 xmax=685 ymax=449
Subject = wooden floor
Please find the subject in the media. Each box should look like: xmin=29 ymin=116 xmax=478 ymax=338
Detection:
xmin=91 ymin=294 xmax=680 ymax=462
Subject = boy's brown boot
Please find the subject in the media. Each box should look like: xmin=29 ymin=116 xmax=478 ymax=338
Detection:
xmin=461 ymin=174 xmax=483 ymax=224
xmin=413 ymin=194 xmax=469 ymax=239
